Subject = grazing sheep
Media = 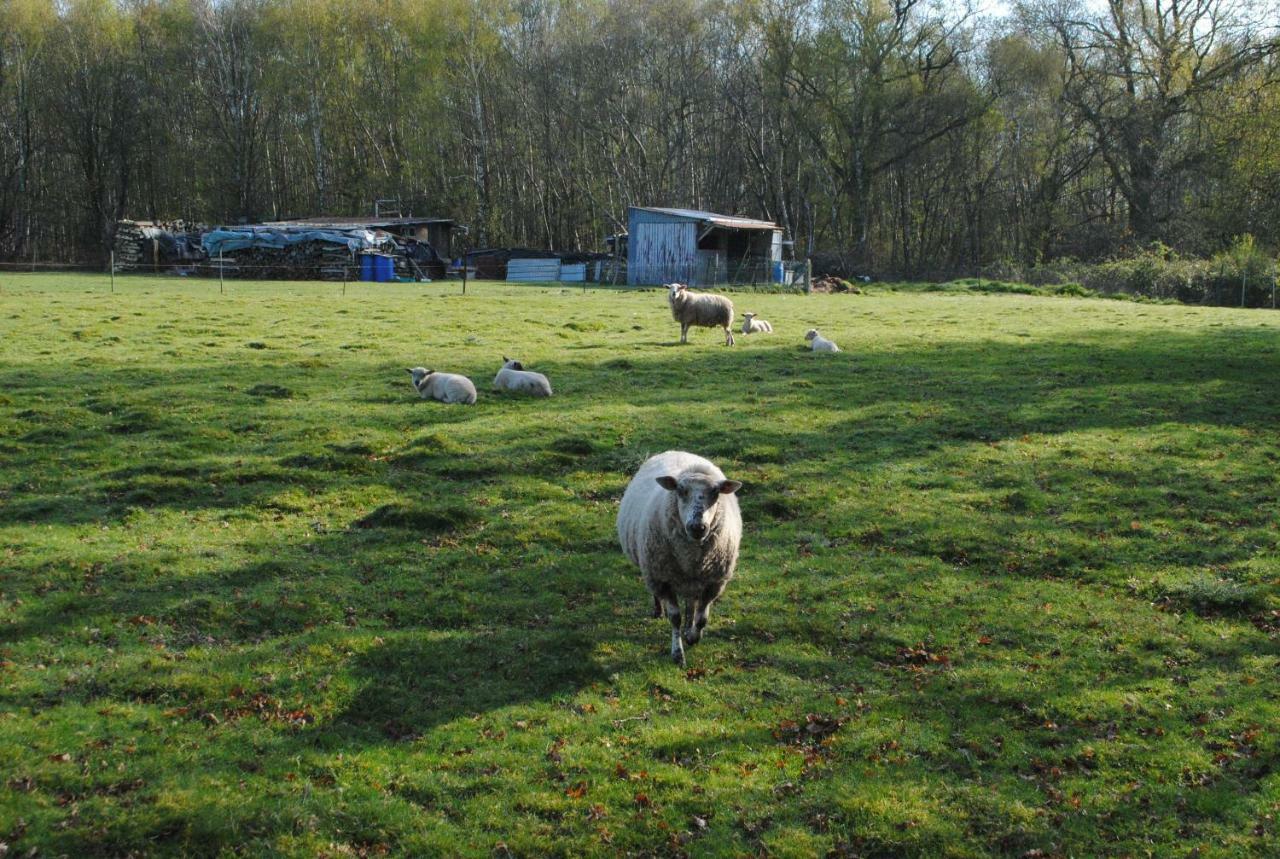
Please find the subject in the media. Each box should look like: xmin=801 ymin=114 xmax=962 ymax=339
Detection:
xmin=741 ymin=313 xmax=774 ymax=335
xmin=617 ymin=450 xmax=743 ymax=666
xmin=407 ymin=367 xmax=478 ymax=405
xmin=493 ymin=357 xmax=553 ymax=397
xmin=667 ymin=283 xmax=735 ymax=346
xmin=804 ymin=329 xmax=840 ymax=353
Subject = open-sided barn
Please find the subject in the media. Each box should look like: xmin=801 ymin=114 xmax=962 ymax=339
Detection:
xmin=626 ymin=207 xmax=783 ymax=286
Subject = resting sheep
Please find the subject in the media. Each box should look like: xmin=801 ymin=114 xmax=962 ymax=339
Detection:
xmin=617 ymin=450 xmax=743 ymax=666
xmin=668 ymin=283 xmax=735 ymax=346
xmin=493 ymin=357 xmax=553 ymax=396
xmin=407 ymin=367 xmax=477 ymax=405
xmin=741 ymin=313 xmax=773 ymax=334
xmin=804 ymin=329 xmax=840 ymax=352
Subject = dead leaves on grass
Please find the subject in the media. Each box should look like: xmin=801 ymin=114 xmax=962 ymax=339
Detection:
xmin=773 ymin=713 xmax=848 ymax=748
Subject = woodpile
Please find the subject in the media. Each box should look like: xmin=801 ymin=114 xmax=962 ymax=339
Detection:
xmin=213 ymin=241 xmax=356 ymax=281
xmin=113 ymin=220 xmax=204 ymax=270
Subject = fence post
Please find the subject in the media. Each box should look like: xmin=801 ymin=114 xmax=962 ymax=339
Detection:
xmin=219 ymin=252 xmax=225 ymax=295
xmin=110 ymin=251 xmax=115 ymax=294
xmin=1241 ymin=272 xmax=1247 ymax=308
xmin=805 ymin=258 xmax=812 ymax=294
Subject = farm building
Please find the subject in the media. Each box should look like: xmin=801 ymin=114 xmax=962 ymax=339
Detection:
xmin=626 ymin=206 xmax=783 ymax=286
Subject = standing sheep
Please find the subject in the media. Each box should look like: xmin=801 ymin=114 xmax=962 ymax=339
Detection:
xmin=804 ymin=329 xmax=840 ymax=352
xmin=667 ymin=283 xmax=735 ymax=346
xmin=407 ymin=367 xmax=478 ymax=405
xmin=617 ymin=450 xmax=743 ymax=666
xmin=741 ymin=313 xmax=774 ymax=334
xmin=493 ymin=357 xmax=553 ymax=396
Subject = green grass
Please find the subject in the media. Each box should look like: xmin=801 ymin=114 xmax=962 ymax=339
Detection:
xmin=2 ymin=273 xmax=1279 ymax=857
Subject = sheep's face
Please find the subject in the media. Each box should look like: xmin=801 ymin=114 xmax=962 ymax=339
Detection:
xmin=407 ymin=367 xmax=433 ymax=387
xmin=501 ymin=357 xmax=524 ymax=371
xmin=744 ymin=313 xmax=755 ymax=321
xmin=667 ymin=283 xmax=687 ymax=301
xmin=656 ymin=472 xmax=742 ymax=542
xmin=804 ymin=329 xmax=819 ymax=341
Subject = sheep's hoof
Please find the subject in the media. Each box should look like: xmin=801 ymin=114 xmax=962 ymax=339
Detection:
xmin=682 ymin=628 xmax=701 ymax=646
xmin=670 ymin=647 xmax=686 ymax=666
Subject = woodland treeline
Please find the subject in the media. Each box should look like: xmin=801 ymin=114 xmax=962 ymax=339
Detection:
xmin=1 ymin=0 xmax=1278 ymax=276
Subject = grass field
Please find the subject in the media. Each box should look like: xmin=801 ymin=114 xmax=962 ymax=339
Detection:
xmin=2 ymin=273 xmax=1279 ymax=857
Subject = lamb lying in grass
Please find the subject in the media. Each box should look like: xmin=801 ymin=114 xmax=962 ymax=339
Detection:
xmin=407 ymin=367 xmax=477 ymax=405
xmin=617 ymin=450 xmax=742 ymax=666
xmin=741 ymin=313 xmax=773 ymax=334
xmin=668 ymin=283 xmax=735 ymax=346
xmin=804 ymin=329 xmax=840 ymax=352
xmin=493 ymin=357 xmax=553 ymax=396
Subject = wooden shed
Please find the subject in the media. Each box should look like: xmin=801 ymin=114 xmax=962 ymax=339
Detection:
xmin=626 ymin=206 xmax=782 ymax=286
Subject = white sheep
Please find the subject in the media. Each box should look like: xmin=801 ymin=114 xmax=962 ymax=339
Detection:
xmin=407 ymin=367 xmax=478 ymax=405
xmin=668 ymin=283 xmax=735 ymax=346
xmin=804 ymin=328 xmax=840 ymax=352
xmin=617 ymin=450 xmax=742 ymax=666
xmin=493 ymin=357 xmax=553 ymax=397
xmin=741 ymin=313 xmax=774 ymax=334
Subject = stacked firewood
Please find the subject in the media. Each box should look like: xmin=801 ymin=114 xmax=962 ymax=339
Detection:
xmin=113 ymin=220 xmax=203 ymax=270
xmin=213 ymin=241 xmax=357 ymax=280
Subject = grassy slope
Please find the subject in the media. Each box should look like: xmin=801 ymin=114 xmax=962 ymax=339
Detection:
xmin=1 ymin=274 xmax=1278 ymax=857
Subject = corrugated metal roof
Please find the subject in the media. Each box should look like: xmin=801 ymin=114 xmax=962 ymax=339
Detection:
xmin=265 ymin=216 xmax=455 ymax=229
xmin=636 ymin=207 xmax=779 ymax=231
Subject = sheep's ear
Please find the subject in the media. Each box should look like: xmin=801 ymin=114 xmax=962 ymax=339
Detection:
xmin=503 ymin=355 xmax=509 ymax=363
xmin=405 ymin=368 xmax=414 ymax=374
xmin=655 ymin=476 xmax=679 ymax=491
xmin=718 ymin=480 xmax=742 ymax=495
xmin=511 ymin=361 xmax=524 ymax=371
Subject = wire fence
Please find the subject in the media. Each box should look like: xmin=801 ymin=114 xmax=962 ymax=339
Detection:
xmin=0 ymin=257 xmax=816 ymax=294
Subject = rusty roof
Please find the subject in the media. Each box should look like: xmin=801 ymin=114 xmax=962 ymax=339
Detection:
xmin=635 ymin=207 xmax=779 ymax=231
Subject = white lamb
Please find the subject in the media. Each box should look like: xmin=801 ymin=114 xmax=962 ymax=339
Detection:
xmin=804 ymin=329 xmax=840 ymax=352
xmin=741 ymin=313 xmax=774 ymax=334
xmin=493 ymin=357 xmax=553 ymax=397
xmin=617 ymin=450 xmax=743 ymax=666
xmin=407 ymin=367 xmax=478 ymax=405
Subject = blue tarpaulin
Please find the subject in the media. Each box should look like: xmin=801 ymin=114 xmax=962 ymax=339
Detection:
xmin=201 ymin=226 xmax=395 ymax=257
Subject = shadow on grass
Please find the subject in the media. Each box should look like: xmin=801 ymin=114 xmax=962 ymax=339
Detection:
xmin=3 ymin=316 xmax=1280 ymax=854
xmin=2 ymin=325 xmax=1277 ymax=527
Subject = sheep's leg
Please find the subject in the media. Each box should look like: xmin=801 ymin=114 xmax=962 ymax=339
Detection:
xmin=664 ymin=598 xmax=685 ymax=665
xmin=682 ymin=596 xmax=702 ymax=646
xmin=651 ymin=592 xmax=662 ymax=619
xmin=723 ymin=326 xmax=735 ymax=346
xmin=689 ymin=580 xmax=728 ymax=643
xmin=680 ymin=322 xmax=689 ymax=344
xmin=652 ymin=583 xmax=684 ymax=664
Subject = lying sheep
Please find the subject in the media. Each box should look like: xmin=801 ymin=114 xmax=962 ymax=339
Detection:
xmin=493 ymin=357 xmax=553 ymax=397
xmin=804 ymin=329 xmax=840 ymax=352
xmin=407 ymin=367 xmax=478 ymax=405
xmin=617 ymin=450 xmax=743 ymax=666
xmin=668 ymin=283 xmax=735 ymax=346
xmin=741 ymin=313 xmax=773 ymax=334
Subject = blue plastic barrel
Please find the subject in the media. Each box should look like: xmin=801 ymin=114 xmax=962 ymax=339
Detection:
xmin=375 ymin=255 xmax=394 ymax=283
xmin=360 ymin=254 xmax=374 ymax=282
xmin=773 ymin=260 xmax=785 ymax=283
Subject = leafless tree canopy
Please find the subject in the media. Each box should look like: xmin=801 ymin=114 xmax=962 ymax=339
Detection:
xmin=0 ymin=0 xmax=1277 ymax=273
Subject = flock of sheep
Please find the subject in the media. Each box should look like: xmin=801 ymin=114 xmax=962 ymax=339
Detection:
xmin=406 ymin=282 xmax=838 ymax=664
